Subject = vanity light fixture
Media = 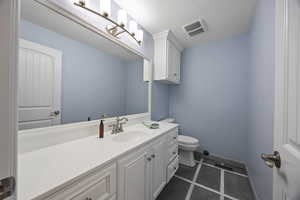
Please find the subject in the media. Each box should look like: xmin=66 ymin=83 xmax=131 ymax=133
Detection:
xmin=99 ymin=0 xmax=111 ymax=17
xmin=129 ymin=20 xmax=138 ymax=36
xmin=136 ymin=29 xmax=144 ymax=42
xmin=74 ymin=0 xmax=143 ymax=45
xmin=78 ymin=0 xmax=86 ymax=6
xmin=117 ymin=9 xmax=127 ymax=27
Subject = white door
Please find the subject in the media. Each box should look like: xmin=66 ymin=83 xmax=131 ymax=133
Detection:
xmin=151 ymin=140 xmax=167 ymax=200
xmin=0 ymin=0 xmax=18 ymax=199
xmin=118 ymin=148 xmax=151 ymax=200
xmin=266 ymin=1 xmax=300 ymax=200
xmin=18 ymin=39 xmax=62 ymax=130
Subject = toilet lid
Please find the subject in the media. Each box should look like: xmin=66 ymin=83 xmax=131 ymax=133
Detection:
xmin=178 ymin=135 xmax=199 ymax=145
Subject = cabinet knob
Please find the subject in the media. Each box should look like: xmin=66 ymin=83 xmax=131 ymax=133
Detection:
xmin=147 ymin=157 xmax=152 ymax=162
xmin=173 ymin=166 xmax=177 ymax=170
xmin=50 ymin=110 xmax=60 ymax=117
xmin=173 ymin=136 xmax=177 ymax=140
xmin=151 ymin=154 xmax=155 ymax=158
xmin=174 ymin=73 xmax=177 ymax=76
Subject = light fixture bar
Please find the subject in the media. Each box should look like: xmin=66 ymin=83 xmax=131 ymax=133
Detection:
xmin=74 ymin=2 xmax=142 ymax=45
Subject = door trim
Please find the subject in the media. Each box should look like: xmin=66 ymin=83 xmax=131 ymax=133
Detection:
xmin=0 ymin=0 xmax=19 ymax=199
xmin=273 ymin=0 xmax=299 ymax=199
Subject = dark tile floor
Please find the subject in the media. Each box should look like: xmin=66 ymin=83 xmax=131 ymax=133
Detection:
xmin=196 ymin=165 xmax=220 ymax=191
xmin=157 ymin=156 xmax=255 ymax=200
xmin=194 ymin=152 xmax=248 ymax=175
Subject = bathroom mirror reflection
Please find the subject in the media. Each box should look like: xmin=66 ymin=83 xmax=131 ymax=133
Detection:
xmin=18 ymin=0 xmax=149 ymax=130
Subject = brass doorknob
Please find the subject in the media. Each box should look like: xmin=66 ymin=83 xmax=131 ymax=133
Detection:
xmin=261 ymin=151 xmax=281 ymax=168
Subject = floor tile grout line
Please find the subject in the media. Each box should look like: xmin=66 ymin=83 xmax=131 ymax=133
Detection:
xmin=174 ymin=175 xmax=194 ymax=184
xmin=220 ymin=169 xmax=225 ymax=200
xmin=174 ymin=175 xmax=239 ymax=200
xmin=175 ymin=175 xmax=223 ymax=197
xmin=185 ymin=183 xmax=194 ymax=200
xmin=201 ymin=162 xmax=248 ymax=178
xmin=185 ymin=159 xmax=204 ymax=200
xmin=223 ymin=194 xmax=240 ymax=200
xmin=194 ymin=160 xmax=248 ymax=178
xmin=193 ymin=159 xmax=203 ymax=182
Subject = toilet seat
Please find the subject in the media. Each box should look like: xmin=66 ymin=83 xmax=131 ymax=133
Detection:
xmin=178 ymin=135 xmax=199 ymax=145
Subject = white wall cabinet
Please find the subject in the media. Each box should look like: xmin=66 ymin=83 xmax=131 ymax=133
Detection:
xmin=154 ymin=30 xmax=183 ymax=84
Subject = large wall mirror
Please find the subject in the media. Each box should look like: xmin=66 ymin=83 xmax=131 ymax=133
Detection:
xmin=19 ymin=0 xmax=151 ymax=130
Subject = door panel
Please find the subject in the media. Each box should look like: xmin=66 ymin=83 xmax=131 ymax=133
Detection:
xmin=19 ymin=39 xmax=62 ymax=130
xmin=273 ymin=1 xmax=300 ymax=200
xmin=0 ymin=0 xmax=18 ymax=199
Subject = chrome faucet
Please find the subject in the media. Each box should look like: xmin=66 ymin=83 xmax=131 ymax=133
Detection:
xmin=110 ymin=116 xmax=128 ymax=134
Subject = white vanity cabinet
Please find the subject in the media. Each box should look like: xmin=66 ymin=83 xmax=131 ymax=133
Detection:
xmin=150 ymin=138 xmax=168 ymax=199
xmin=117 ymin=147 xmax=152 ymax=200
xmin=153 ymin=30 xmax=183 ymax=84
xmin=45 ymin=163 xmax=117 ymax=200
xmin=28 ymin=127 xmax=179 ymax=200
xmin=118 ymin=128 xmax=179 ymax=200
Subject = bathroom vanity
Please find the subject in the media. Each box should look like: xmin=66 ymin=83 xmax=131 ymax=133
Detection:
xmin=18 ymin=120 xmax=179 ymax=200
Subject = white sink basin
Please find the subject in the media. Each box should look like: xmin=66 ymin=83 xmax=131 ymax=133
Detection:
xmin=112 ymin=131 xmax=146 ymax=142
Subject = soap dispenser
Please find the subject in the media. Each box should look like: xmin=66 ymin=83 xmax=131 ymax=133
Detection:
xmin=99 ymin=120 xmax=104 ymax=138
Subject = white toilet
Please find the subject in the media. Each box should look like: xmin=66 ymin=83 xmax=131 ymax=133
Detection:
xmin=177 ymin=135 xmax=199 ymax=167
xmin=160 ymin=118 xmax=200 ymax=167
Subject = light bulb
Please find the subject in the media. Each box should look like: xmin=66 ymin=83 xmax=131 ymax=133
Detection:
xmin=129 ymin=21 xmax=138 ymax=35
xmin=117 ymin=9 xmax=127 ymax=27
xmin=100 ymin=0 xmax=111 ymax=17
xmin=136 ymin=29 xmax=144 ymax=43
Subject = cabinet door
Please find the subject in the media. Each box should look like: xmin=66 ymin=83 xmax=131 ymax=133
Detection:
xmin=174 ymin=48 xmax=181 ymax=83
xmin=167 ymin=41 xmax=181 ymax=83
xmin=167 ymin=41 xmax=176 ymax=82
xmin=46 ymin=163 xmax=116 ymax=200
xmin=118 ymin=148 xmax=151 ymax=200
xmin=151 ymin=139 xmax=167 ymax=199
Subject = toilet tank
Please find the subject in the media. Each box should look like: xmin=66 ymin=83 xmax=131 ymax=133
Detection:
xmin=160 ymin=118 xmax=175 ymax=123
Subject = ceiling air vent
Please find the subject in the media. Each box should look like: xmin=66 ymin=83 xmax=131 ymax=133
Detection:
xmin=183 ymin=19 xmax=207 ymax=37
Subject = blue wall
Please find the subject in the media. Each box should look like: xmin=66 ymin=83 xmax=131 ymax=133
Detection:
xmin=169 ymin=35 xmax=249 ymax=162
xmin=247 ymin=0 xmax=275 ymax=199
xmin=125 ymin=59 xmax=148 ymax=115
xmin=20 ymin=20 xmax=147 ymax=123
xmin=152 ymin=82 xmax=170 ymax=121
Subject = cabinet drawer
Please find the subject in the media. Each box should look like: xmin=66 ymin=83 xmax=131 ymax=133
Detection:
xmin=167 ymin=144 xmax=178 ymax=163
xmin=46 ymin=163 xmax=116 ymax=200
xmin=167 ymin=156 xmax=179 ymax=183
xmin=167 ymin=129 xmax=178 ymax=144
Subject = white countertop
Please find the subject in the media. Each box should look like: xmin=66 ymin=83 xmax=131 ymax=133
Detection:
xmin=18 ymin=122 xmax=178 ymax=200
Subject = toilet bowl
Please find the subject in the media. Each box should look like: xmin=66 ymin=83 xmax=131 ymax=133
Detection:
xmin=160 ymin=118 xmax=200 ymax=167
